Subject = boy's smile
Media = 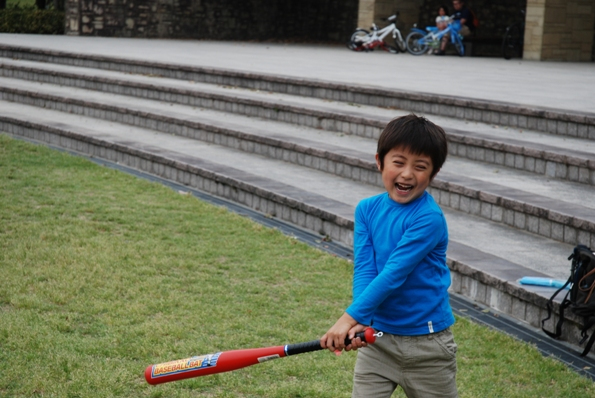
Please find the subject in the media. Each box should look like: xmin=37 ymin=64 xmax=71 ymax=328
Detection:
xmin=376 ymin=147 xmax=435 ymax=204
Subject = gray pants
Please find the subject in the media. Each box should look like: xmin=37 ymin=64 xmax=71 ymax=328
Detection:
xmin=352 ymin=328 xmax=458 ymax=398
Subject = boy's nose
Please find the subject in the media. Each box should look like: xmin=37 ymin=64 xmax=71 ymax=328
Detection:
xmin=400 ymin=166 xmax=414 ymax=178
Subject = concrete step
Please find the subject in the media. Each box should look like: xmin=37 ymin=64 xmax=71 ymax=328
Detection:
xmin=0 ymin=101 xmax=575 ymax=279
xmin=1 ymin=46 xmax=593 ymax=356
xmin=3 ymin=101 xmax=588 ymax=352
xmin=0 ymin=76 xmax=593 ymax=249
xmin=0 ymin=46 xmax=593 ymax=139
xmin=1 ymin=58 xmax=593 ymax=188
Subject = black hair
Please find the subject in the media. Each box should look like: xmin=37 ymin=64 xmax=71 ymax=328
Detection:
xmin=439 ymin=5 xmax=449 ymax=14
xmin=376 ymin=114 xmax=448 ymax=178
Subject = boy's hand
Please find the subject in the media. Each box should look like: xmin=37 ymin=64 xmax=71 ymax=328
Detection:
xmin=320 ymin=312 xmax=358 ymax=353
xmin=344 ymin=323 xmax=369 ymax=352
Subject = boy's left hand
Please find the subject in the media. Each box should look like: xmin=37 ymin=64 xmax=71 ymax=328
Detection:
xmin=320 ymin=312 xmax=358 ymax=352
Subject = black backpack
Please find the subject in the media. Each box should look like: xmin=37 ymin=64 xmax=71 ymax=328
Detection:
xmin=542 ymin=245 xmax=595 ymax=356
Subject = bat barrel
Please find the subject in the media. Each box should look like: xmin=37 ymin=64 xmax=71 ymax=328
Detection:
xmin=145 ymin=345 xmax=286 ymax=385
xmin=145 ymin=328 xmax=379 ymax=385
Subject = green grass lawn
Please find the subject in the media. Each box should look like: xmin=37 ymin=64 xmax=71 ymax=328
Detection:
xmin=1 ymin=134 xmax=594 ymax=397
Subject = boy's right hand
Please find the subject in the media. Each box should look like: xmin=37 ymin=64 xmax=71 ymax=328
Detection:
xmin=320 ymin=313 xmax=364 ymax=353
xmin=344 ymin=324 xmax=369 ymax=352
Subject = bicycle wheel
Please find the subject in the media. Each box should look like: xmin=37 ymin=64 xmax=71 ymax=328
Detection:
xmin=393 ymin=32 xmax=408 ymax=52
xmin=348 ymin=29 xmax=370 ymax=52
xmin=395 ymin=38 xmax=407 ymax=53
xmin=502 ymin=24 xmax=523 ymax=60
xmin=406 ymin=31 xmax=428 ymax=55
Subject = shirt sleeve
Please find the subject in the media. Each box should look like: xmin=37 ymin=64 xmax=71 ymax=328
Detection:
xmin=352 ymin=202 xmax=378 ymax=303
xmin=346 ymin=209 xmax=444 ymax=325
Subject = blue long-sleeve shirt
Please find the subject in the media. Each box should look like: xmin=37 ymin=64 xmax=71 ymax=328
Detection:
xmin=346 ymin=191 xmax=455 ymax=335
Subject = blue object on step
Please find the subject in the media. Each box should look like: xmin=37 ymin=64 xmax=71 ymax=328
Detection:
xmin=519 ymin=277 xmax=569 ymax=289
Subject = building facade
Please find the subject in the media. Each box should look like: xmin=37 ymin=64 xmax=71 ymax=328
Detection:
xmin=65 ymin=0 xmax=595 ymax=61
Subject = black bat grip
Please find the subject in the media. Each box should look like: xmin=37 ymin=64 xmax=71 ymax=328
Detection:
xmin=285 ymin=331 xmax=368 ymax=356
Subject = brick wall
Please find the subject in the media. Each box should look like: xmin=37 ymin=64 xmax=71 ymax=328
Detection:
xmin=65 ymin=0 xmax=359 ymax=42
xmin=541 ymin=0 xmax=594 ymax=62
xmin=526 ymin=0 xmax=595 ymax=61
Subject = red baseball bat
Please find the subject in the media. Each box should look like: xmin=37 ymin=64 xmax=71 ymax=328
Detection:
xmin=145 ymin=328 xmax=380 ymax=385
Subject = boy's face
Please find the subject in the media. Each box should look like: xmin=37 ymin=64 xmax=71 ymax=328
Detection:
xmin=376 ymin=146 xmax=435 ymax=205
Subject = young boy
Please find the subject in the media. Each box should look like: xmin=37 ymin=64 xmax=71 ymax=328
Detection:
xmin=321 ymin=114 xmax=457 ymax=397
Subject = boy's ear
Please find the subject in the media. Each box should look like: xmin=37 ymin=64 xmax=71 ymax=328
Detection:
xmin=375 ymin=153 xmax=382 ymax=171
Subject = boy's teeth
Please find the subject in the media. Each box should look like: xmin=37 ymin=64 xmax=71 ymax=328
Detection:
xmin=396 ymin=183 xmax=413 ymax=191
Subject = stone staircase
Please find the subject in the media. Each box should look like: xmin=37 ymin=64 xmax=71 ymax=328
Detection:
xmin=1 ymin=45 xmax=594 ymax=354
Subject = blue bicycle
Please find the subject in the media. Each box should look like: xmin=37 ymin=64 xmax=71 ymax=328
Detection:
xmin=406 ymin=19 xmax=465 ymax=56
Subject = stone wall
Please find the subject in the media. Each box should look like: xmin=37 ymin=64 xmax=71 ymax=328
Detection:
xmin=65 ymin=0 xmax=359 ymax=42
